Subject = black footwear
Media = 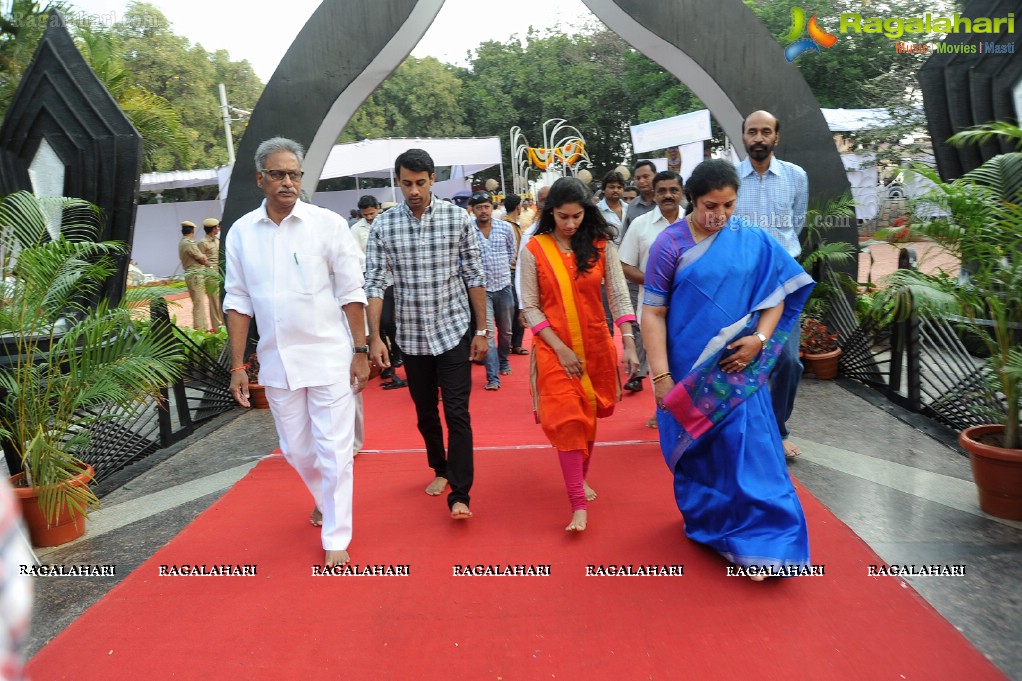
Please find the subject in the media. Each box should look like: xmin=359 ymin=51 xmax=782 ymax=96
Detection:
xmin=392 ymin=358 xmax=404 ymax=368
xmin=624 ymin=376 xmax=644 ymax=392
xmin=382 ymin=378 xmax=408 ymax=390
xmin=380 ymin=367 xmax=395 ymax=380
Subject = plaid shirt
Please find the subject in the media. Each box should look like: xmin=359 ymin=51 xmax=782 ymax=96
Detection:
xmin=733 ymin=156 xmax=808 ymax=258
xmin=474 ymin=218 xmax=516 ymax=292
xmin=366 ymin=196 xmax=484 ymax=356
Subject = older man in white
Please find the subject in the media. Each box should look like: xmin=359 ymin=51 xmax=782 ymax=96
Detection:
xmin=224 ymin=137 xmax=369 ymax=568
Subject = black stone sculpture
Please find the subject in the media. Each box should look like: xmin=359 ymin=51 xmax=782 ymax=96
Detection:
xmin=0 ymin=11 xmax=143 ymax=306
xmin=919 ymin=0 xmax=1022 ymax=181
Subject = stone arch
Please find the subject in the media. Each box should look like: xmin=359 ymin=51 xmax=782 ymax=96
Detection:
xmin=222 ymin=0 xmax=848 ymax=229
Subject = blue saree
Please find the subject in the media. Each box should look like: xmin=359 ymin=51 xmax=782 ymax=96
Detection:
xmin=644 ymin=218 xmax=815 ymax=570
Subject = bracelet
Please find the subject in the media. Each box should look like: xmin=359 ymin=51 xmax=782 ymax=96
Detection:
xmin=230 ymin=364 xmax=250 ymax=372
xmin=621 ymin=333 xmax=635 ymax=338
xmin=651 ymin=372 xmax=673 ymax=384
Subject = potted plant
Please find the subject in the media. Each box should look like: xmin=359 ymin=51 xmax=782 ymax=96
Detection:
xmin=800 ymin=317 xmax=842 ymax=379
xmin=877 ymin=121 xmax=1022 ymax=519
xmin=0 ymin=192 xmax=184 ymax=546
xmin=245 ymin=353 xmax=269 ymax=409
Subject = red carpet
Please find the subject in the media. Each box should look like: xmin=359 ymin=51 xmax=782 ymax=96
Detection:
xmin=28 ymin=348 xmax=1007 ymax=680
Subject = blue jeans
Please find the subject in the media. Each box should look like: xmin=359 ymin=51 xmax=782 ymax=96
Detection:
xmin=484 ymin=285 xmax=514 ymax=384
xmin=770 ymin=320 xmax=803 ymax=439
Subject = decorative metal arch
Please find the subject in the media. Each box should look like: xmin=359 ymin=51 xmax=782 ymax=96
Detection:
xmin=222 ymin=0 xmax=849 ymax=231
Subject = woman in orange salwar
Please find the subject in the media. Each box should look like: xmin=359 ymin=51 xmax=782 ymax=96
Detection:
xmin=518 ymin=177 xmax=639 ymax=531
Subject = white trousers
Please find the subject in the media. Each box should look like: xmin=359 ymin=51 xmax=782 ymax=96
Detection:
xmin=265 ymin=382 xmax=355 ymax=551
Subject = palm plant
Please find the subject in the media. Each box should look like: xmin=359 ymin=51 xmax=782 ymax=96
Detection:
xmin=0 ymin=191 xmax=185 ymax=523
xmin=877 ymin=124 xmax=1022 ymax=449
xmin=799 ymin=192 xmax=858 ymax=322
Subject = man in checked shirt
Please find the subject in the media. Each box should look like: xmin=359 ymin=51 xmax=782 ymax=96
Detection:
xmin=365 ymin=149 xmax=489 ymax=521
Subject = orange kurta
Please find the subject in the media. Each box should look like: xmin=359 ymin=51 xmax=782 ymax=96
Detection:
xmin=527 ymin=235 xmax=621 ymax=452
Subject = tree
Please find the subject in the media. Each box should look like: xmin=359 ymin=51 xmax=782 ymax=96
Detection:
xmin=0 ymin=0 xmax=64 ymax=116
xmin=108 ymin=2 xmax=262 ymax=170
xmin=339 ymin=56 xmax=469 ymax=142
xmin=75 ymin=22 xmax=191 ymax=170
xmin=456 ymin=27 xmax=644 ymax=182
xmin=743 ymin=0 xmax=952 ymax=164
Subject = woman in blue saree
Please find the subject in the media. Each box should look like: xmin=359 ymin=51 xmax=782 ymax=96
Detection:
xmin=642 ymin=159 xmax=815 ymax=580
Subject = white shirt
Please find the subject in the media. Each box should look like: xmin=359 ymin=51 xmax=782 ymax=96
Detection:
xmin=349 ymin=218 xmax=370 ymax=269
xmin=618 ymin=206 xmax=674 ymax=322
xmin=223 ymin=199 xmax=367 ymax=390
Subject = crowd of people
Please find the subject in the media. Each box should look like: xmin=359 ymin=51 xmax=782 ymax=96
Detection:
xmin=222 ymin=108 xmax=816 ymax=580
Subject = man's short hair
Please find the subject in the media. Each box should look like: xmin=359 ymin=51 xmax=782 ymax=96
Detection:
xmin=602 ymin=171 xmax=625 ymax=189
xmin=357 ymin=194 xmax=380 ymax=210
xmin=652 ymin=169 xmax=682 ymax=189
xmin=395 ymin=148 xmax=435 ymax=177
xmin=255 ymin=137 xmax=305 ymax=171
xmin=503 ymin=193 xmax=522 ymax=213
xmin=634 ymin=160 xmax=657 ymax=176
xmin=202 ymin=218 xmax=220 ymax=233
xmin=180 ymin=220 xmax=195 ymax=235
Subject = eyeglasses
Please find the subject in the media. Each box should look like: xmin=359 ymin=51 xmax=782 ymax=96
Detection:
xmin=261 ymin=169 xmax=304 ymax=182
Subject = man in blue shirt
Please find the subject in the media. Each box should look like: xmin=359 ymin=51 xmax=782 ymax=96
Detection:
xmin=733 ymin=110 xmax=809 ymax=460
xmin=470 ymin=191 xmax=517 ymax=391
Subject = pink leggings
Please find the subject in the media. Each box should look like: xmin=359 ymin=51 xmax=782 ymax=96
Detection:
xmin=558 ymin=442 xmax=594 ymax=511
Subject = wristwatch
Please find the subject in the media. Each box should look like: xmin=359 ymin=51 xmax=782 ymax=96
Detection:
xmin=354 ymin=345 xmax=370 ymax=354
xmin=754 ymin=332 xmax=768 ymax=347
xmin=474 ymin=329 xmax=489 ymax=337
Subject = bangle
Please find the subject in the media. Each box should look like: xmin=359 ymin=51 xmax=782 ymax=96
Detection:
xmin=230 ymin=363 xmax=249 ymax=372
xmin=621 ymin=333 xmax=635 ymax=338
xmin=651 ymin=372 xmax=673 ymax=384
xmin=754 ymin=332 xmax=768 ymax=350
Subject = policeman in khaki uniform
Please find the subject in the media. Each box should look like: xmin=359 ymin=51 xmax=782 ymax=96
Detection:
xmin=198 ymin=218 xmax=224 ymax=328
xmin=178 ymin=221 xmax=209 ymax=330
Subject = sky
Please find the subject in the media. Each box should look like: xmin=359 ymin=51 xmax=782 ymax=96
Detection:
xmin=62 ymin=0 xmax=594 ymax=82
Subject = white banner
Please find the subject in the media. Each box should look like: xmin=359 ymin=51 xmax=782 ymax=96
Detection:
xmin=630 ymin=109 xmax=712 ymax=154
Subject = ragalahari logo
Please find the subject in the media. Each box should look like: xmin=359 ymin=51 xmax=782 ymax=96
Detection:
xmin=783 ymin=7 xmax=838 ymax=61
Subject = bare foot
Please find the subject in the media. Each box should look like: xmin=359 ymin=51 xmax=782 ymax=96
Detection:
xmin=750 ymin=574 xmax=768 ymax=582
xmin=583 ymin=481 xmax=597 ymax=501
xmin=565 ymin=509 xmax=587 ymax=532
xmin=450 ymin=502 xmax=473 ymax=520
xmin=325 ymin=550 xmax=350 ymax=567
xmin=645 ymin=415 xmax=658 ymax=429
xmin=310 ymin=507 xmax=322 ymax=527
xmin=425 ymin=476 xmax=448 ymax=496
xmin=783 ymin=441 xmax=801 ymax=459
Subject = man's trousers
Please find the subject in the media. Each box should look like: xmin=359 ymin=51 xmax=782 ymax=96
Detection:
xmin=265 ymin=382 xmax=355 ymax=551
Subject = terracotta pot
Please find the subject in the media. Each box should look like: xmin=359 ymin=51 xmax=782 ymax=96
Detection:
xmin=10 ymin=463 xmax=95 ymax=547
xmin=960 ymin=424 xmax=1022 ymax=520
xmin=803 ymin=348 xmax=842 ymax=380
xmin=248 ymin=383 xmax=270 ymax=409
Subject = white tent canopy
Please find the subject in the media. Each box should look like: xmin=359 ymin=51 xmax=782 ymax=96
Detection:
xmin=320 ymin=137 xmax=501 ymax=179
xmin=139 ymin=137 xmax=502 ymax=193
xmin=140 ymin=168 xmax=220 ymax=192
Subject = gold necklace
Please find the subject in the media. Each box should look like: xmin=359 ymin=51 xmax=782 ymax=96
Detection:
xmin=553 ymin=235 xmax=572 ymax=252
